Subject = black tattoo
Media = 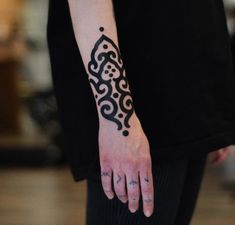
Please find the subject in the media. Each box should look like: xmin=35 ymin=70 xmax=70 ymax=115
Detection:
xmin=144 ymin=198 xmax=152 ymax=204
xmin=88 ymin=27 xmax=134 ymax=137
xmin=116 ymin=174 xmax=122 ymax=184
xmin=129 ymin=180 xmax=138 ymax=186
xmin=99 ymin=27 xmax=104 ymax=32
xmin=144 ymin=177 xmax=149 ymax=183
xmin=101 ymin=171 xmax=111 ymax=177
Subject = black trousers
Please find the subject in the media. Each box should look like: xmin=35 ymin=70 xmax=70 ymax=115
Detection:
xmin=86 ymin=152 xmax=208 ymax=225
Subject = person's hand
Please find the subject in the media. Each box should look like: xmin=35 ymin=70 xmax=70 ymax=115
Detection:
xmin=208 ymin=145 xmax=233 ymax=166
xmin=98 ymin=112 xmax=154 ymax=217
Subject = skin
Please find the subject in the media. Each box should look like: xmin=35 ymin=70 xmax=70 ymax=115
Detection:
xmin=98 ymin=113 xmax=153 ymax=216
xmin=208 ymin=145 xmax=233 ymax=166
xmin=67 ymin=0 xmax=154 ymax=217
xmin=67 ymin=0 xmax=233 ymax=218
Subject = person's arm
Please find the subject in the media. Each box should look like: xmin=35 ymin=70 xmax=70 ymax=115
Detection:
xmin=67 ymin=0 xmax=154 ymax=217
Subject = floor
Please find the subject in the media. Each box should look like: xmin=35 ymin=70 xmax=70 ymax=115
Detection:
xmin=0 ymin=162 xmax=234 ymax=225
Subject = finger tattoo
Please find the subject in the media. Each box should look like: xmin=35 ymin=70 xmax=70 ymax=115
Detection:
xmin=144 ymin=197 xmax=152 ymax=205
xmin=144 ymin=177 xmax=149 ymax=183
xmin=129 ymin=180 xmax=138 ymax=186
xmin=116 ymin=174 xmax=122 ymax=184
xmin=101 ymin=171 xmax=111 ymax=177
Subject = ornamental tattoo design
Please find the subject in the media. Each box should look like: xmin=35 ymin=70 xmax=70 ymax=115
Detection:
xmin=88 ymin=27 xmax=134 ymax=136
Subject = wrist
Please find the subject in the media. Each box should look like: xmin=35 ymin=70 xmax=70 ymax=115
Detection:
xmin=98 ymin=111 xmax=142 ymax=135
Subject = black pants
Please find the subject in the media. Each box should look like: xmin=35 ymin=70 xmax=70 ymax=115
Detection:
xmin=86 ymin=152 xmax=208 ymax=225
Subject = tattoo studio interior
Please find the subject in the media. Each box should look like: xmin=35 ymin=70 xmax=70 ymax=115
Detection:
xmin=0 ymin=0 xmax=235 ymax=224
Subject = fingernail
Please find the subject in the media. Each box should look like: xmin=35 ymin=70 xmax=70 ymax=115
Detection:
xmin=121 ymin=198 xmax=127 ymax=203
xmin=107 ymin=194 xmax=114 ymax=199
xmin=130 ymin=208 xmax=137 ymax=213
xmin=145 ymin=210 xmax=151 ymax=217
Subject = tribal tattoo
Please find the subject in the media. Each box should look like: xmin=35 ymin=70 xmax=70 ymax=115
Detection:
xmin=144 ymin=177 xmax=149 ymax=183
xmin=129 ymin=179 xmax=138 ymax=186
xmin=101 ymin=171 xmax=111 ymax=177
xmin=144 ymin=197 xmax=152 ymax=205
xmin=116 ymin=174 xmax=122 ymax=184
xmin=87 ymin=27 xmax=134 ymax=136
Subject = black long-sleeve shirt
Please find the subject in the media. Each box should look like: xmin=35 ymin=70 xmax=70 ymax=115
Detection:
xmin=47 ymin=0 xmax=235 ymax=181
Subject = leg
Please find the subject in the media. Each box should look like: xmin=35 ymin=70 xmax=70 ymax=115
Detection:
xmin=174 ymin=152 xmax=208 ymax=225
xmin=86 ymin=157 xmax=190 ymax=225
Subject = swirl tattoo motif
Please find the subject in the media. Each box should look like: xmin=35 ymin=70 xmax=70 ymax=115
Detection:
xmin=88 ymin=27 xmax=134 ymax=136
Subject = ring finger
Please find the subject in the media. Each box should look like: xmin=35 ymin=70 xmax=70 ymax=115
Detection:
xmin=126 ymin=171 xmax=140 ymax=213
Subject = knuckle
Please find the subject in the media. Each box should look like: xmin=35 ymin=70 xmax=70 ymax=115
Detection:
xmin=114 ymin=180 xmax=123 ymax=188
xmin=126 ymin=159 xmax=138 ymax=169
xmin=113 ymin=171 xmax=124 ymax=184
xmin=128 ymin=192 xmax=139 ymax=198
xmin=100 ymin=167 xmax=112 ymax=178
xmin=102 ymin=182 xmax=112 ymax=190
xmin=142 ymin=186 xmax=152 ymax=194
xmin=140 ymin=156 xmax=151 ymax=166
xmin=141 ymin=185 xmax=153 ymax=194
xmin=101 ymin=177 xmax=110 ymax=184
xmin=124 ymin=166 xmax=137 ymax=174
xmin=100 ymin=156 xmax=112 ymax=166
xmin=114 ymin=186 xmax=124 ymax=194
xmin=127 ymin=179 xmax=139 ymax=188
xmin=101 ymin=175 xmax=109 ymax=182
xmin=102 ymin=183 xmax=111 ymax=191
xmin=128 ymin=189 xmax=140 ymax=197
xmin=143 ymin=196 xmax=153 ymax=206
xmin=100 ymin=162 xmax=111 ymax=170
xmin=102 ymin=182 xmax=111 ymax=190
xmin=145 ymin=157 xmax=152 ymax=165
xmin=123 ymin=156 xmax=151 ymax=171
xmin=129 ymin=194 xmax=140 ymax=203
xmin=101 ymin=170 xmax=111 ymax=177
xmin=143 ymin=192 xmax=153 ymax=201
xmin=101 ymin=179 xmax=111 ymax=187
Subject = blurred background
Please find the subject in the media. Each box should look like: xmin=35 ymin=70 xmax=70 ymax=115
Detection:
xmin=0 ymin=0 xmax=235 ymax=225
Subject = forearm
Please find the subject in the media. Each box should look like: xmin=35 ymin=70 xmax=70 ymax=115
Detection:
xmin=68 ymin=0 xmax=135 ymax=136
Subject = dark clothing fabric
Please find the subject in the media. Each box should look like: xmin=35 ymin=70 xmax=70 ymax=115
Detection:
xmin=47 ymin=0 xmax=235 ymax=181
xmin=86 ymin=152 xmax=208 ymax=225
